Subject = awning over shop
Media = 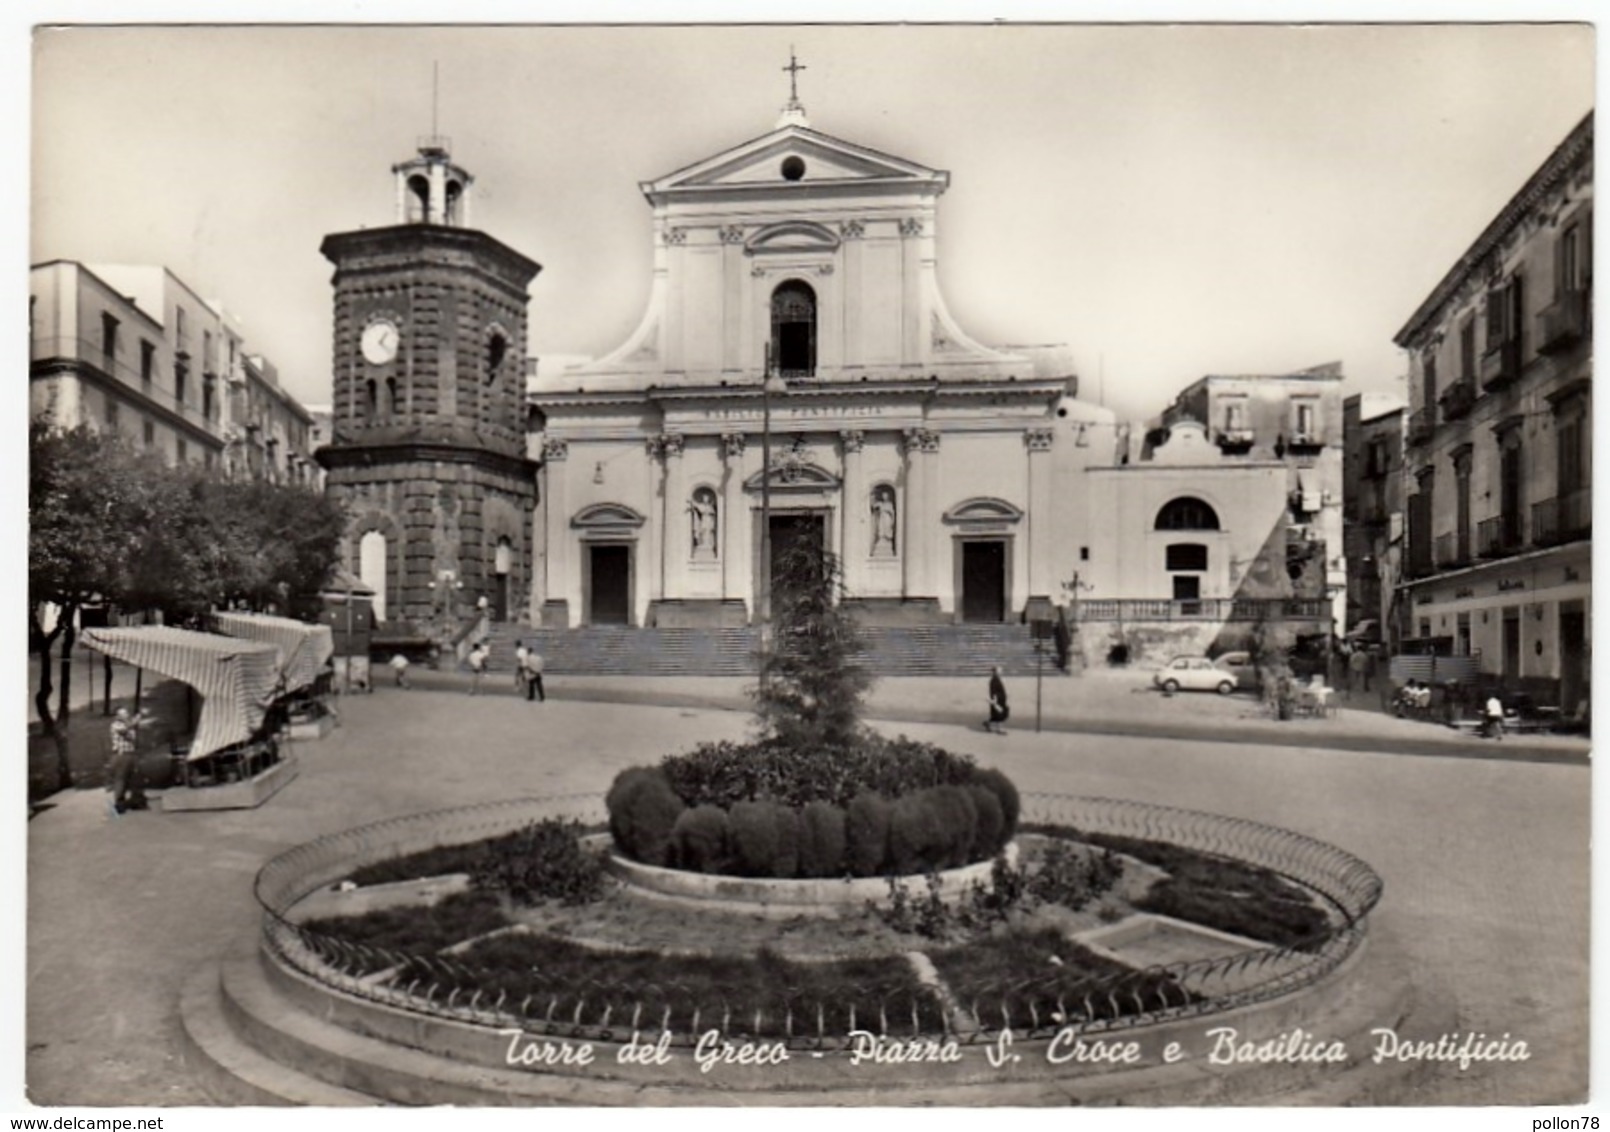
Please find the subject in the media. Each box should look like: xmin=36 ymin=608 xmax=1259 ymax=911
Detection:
xmin=81 ymin=627 xmax=281 ymax=761
xmin=213 ymin=612 xmax=334 ymax=694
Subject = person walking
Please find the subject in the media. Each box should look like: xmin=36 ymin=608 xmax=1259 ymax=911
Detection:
xmin=105 ymin=706 xmax=152 ymax=818
xmin=467 ymin=642 xmax=488 ymax=695
xmin=513 ymin=640 xmax=530 ymax=692
xmin=984 ymin=665 xmax=1010 ymax=735
xmin=523 ymin=647 xmax=545 ymax=702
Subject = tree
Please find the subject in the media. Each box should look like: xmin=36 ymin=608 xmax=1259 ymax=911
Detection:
xmin=29 ymin=422 xmax=167 ymax=784
xmin=753 ymin=538 xmax=873 ymax=750
xmin=29 ymin=418 xmax=346 ymax=787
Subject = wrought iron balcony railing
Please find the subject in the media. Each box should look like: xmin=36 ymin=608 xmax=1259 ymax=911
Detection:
xmin=1532 ymin=487 xmax=1592 ymax=547
xmin=1538 ymin=289 xmax=1590 ymax=356
xmin=1476 ymin=513 xmax=1526 ymax=558
xmin=1479 ymin=338 xmax=1521 ymax=392
xmin=1406 ymin=407 xmax=1435 ymax=446
xmin=1439 ymin=377 xmax=1476 ymax=422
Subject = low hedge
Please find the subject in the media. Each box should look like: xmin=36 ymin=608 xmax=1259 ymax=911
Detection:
xmin=611 ymin=751 xmax=1021 ymax=879
xmin=659 ymin=735 xmax=989 ymax=810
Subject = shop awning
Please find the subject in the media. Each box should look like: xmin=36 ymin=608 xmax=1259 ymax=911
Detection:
xmin=213 ymin=612 xmax=334 ymax=694
xmin=81 ymin=627 xmax=281 ymax=760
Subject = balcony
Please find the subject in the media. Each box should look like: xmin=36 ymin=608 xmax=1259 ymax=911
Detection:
xmin=1074 ymin=598 xmax=1328 ymax=623
xmin=1538 ymin=289 xmax=1590 ymax=356
xmin=1439 ymin=377 xmax=1476 ymax=423
xmin=1476 ymin=514 xmax=1525 ymax=558
xmin=1214 ymin=427 xmax=1255 ymax=453
xmin=1532 ymin=487 xmax=1592 ymax=547
xmin=1434 ymin=531 xmax=1473 ymax=570
xmin=1479 ymin=338 xmax=1521 ymax=392
xmin=1406 ymin=407 xmax=1435 ymax=446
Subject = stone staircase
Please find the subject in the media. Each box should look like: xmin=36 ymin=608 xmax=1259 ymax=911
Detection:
xmin=474 ymin=623 xmax=1055 ymax=677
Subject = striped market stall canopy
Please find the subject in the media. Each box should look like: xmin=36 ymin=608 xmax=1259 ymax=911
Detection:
xmin=213 ymin=612 xmax=335 ymax=694
xmin=81 ymin=627 xmax=281 ymax=761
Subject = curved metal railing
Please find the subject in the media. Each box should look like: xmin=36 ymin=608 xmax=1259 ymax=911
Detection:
xmin=254 ymin=792 xmax=1383 ymax=1047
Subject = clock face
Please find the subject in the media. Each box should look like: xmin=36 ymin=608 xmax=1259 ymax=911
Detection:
xmin=361 ymin=319 xmax=400 ymax=365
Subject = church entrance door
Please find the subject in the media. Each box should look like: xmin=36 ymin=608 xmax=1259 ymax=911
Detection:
xmin=766 ymin=512 xmax=826 ymax=613
xmin=960 ymin=540 xmax=1007 ymax=623
xmin=587 ymin=544 xmax=631 ymax=625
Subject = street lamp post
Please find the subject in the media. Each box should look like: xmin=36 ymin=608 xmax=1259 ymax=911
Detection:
xmin=758 ymin=343 xmax=789 ymax=681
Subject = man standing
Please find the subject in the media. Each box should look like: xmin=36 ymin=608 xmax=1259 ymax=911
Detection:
xmin=467 ymin=642 xmax=488 ymax=695
xmin=105 ymin=707 xmax=151 ymax=817
xmin=523 ymin=647 xmax=545 ymax=702
xmin=513 ymin=640 xmax=530 ymax=692
xmin=985 ymin=666 xmax=1009 ymax=735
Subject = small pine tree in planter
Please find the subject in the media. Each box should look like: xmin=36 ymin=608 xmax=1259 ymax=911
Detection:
xmin=753 ymin=538 xmax=872 ymax=751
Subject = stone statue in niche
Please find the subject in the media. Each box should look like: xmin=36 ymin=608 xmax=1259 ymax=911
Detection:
xmin=871 ymin=485 xmax=897 ymax=556
xmin=689 ymin=488 xmax=718 ymax=559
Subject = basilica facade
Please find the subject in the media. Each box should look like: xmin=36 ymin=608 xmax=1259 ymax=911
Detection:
xmin=318 ymin=91 xmax=1326 ymax=660
xmin=530 ymin=99 xmax=1094 ymax=630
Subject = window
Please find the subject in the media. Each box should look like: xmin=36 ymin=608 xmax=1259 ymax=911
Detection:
xmin=203 ymin=330 xmax=213 ymax=373
xmin=104 ymin=397 xmax=119 ymax=429
xmin=1223 ymin=401 xmax=1245 ymax=431
xmin=1486 ymin=274 xmax=1525 ymax=351
xmin=1459 ymin=320 xmax=1476 ymax=381
xmin=1453 ymin=448 xmax=1472 ymax=561
xmin=387 ymin=376 xmax=400 ymax=416
xmin=101 ymin=313 xmax=119 ymax=370
xmin=487 ymin=332 xmax=507 ymax=385
xmin=1294 ymin=400 xmax=1316 ymax=438
xmin=1557 ymin=413 xmax=1586 ymax=493
xmin=140 ymin=340 xmax=155 ymax=385
xmin=1500 ymin=437 xmax=1524 ymax=545
xmin=142 ymin=418 xmax=155 ymax=447
xmin=364 ymin=379 xmax=377 ymax=418
xmin=771 ymin=281 xmax=817 ymax=377
xmin=1421 ymin=354 xmax=1438 ymax=413
xmin=1154 ymin=496 xmax=1220 ymax=531
xmin=174 ymin=305 xmax=187 ymax=346
xmin=1556 ymin=213 xmax=1591 ymax=297
xmin=176 ymin=438 xmax=188 ymax=464
xmin=175 ymin=359 xmax=188 ymax=406
xmin=1165 ymin=543 xmax=1209 ymax=572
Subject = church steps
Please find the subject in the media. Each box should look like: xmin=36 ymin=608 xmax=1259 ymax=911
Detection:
xmin=474 ymin=624 xmax=1054 ymax=677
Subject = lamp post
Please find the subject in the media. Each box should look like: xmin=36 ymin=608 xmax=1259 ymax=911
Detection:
xmin=758 ymin=343 xmax=789 ymax=677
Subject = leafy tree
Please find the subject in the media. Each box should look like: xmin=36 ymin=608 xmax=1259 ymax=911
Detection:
xmin=29 ymin=422 xmax=168 ymax=783
xmin=753 ymin=538 xmax=873 ymax=750
xmin=29 ymin=419 xmax=345 ymax=786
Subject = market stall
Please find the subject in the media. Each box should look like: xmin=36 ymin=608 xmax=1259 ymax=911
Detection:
xmin=80 ymin=626 xmax=296 ymax=811
xmin=213 ymin=611 xmax=337 ymax=737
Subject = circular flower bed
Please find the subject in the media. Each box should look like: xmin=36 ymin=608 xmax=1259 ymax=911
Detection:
xmin=605 ymin=736 xmax=1022 ymax=879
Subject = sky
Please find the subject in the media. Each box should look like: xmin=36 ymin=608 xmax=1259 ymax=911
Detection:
xmin=30 ymin=22 xmax=1594 ymax=422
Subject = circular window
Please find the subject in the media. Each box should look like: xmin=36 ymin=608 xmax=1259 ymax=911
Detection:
xmin=781 ymin=156 xmax=806 ymax=181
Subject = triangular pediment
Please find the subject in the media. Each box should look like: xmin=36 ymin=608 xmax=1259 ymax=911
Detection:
xmin=644 ymin=125 xmax=948 ymax=199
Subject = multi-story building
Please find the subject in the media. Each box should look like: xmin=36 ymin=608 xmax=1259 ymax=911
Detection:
xmin=1342 ymin=392 xmax=1406 ymax=650
xmin=30 ymin=261 xmax=227 ymax=468
xmin=29 ymin=260 xmax=318 ymax=485
xmin=1394 ymin=111 xmax=1591 ymax=716
xmin=228 ymin=353 xmax=317 ymax=487
xmin=1157 ymin=364 xmax=1348 ymax=632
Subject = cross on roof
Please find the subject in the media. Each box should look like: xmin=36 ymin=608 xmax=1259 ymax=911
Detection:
xmin=783 ymin=47 xmax=807 ymax=103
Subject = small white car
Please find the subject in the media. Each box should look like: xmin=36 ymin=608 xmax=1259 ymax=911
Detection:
xmin=1153 ymin=656 xmax=1238 ymax=695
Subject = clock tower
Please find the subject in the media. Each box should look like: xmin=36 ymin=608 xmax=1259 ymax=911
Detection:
xmin=316 ymin=137 xmax=541 ymax=631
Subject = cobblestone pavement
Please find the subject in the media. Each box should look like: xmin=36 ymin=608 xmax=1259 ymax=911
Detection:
xmin=21 ymin=680 xmax=1590 ymax=1107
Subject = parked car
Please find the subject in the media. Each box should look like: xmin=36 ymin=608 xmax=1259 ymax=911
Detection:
xmin=1153 ymin=656 xmax=1238 ymax=695
xmin=1213 ymin=650 xmax=1260 ymax=692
